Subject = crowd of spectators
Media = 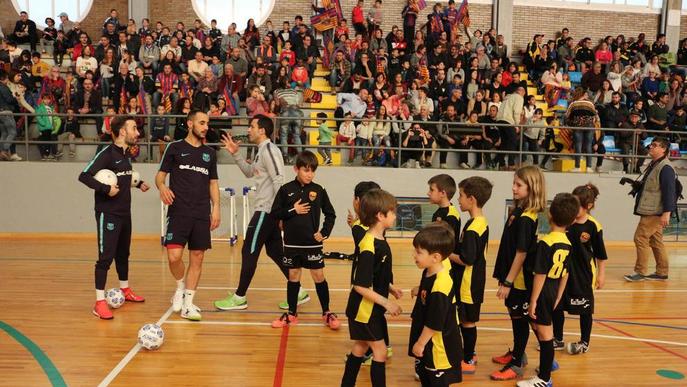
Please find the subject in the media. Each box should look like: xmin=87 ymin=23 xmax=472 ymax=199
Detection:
xmin=0 ymin=1 xmax=686 ymax=171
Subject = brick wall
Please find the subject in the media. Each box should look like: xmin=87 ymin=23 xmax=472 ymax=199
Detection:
xmin=512 ymin=5 xmax=660 ymax=54
xmin=0 ymin=0 xmax=128 ymax=42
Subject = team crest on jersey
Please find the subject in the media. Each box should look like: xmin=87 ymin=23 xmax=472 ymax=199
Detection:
xmin=309 ymin=191 xmax=317 ymax=201
xmin=202 ymin=153 xmax=210 ymax=162
xmin=420 ymin=290 xmax=428 ymax=305
xmin=580 ymin=232 xmax=591 ymax=243
xmin=107 ymin=223 xmax=115 ymax=231
xmin=166 ymin=232 xmax=173 ymax=241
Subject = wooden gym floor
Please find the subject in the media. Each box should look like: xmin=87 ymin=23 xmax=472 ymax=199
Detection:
xmin=0 ymin=237 xmax=686 ymax=387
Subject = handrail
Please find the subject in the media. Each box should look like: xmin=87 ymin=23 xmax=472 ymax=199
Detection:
xmin=0 ymin=111 xmax=681 ymax=167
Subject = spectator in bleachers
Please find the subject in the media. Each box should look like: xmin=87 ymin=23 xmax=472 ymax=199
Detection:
xmin=11 ymin=11 xmax=38 ymax=51
xmin=71 ymin=77 xmax=102 ymax=133
xmin=247 ymin=64 xmax=273 ymax=98
xmin=371 ymin=104 xmax=392 ymax=163
xmin=523 ymin=108 xmax=545 ymax=166
xmin=652 ymin=33 xmax=669 ymax=56
xmin=603 ymin=92 xmax=629 ymax=130
xmin=94 ymin=35 xmax=113 ymax=63
xmin=52 ymin=30 xmax=69 ymax=67
xmin=226 ymin=47 xmax=248 ymax=81
xmin=496 ymin=86 xmax=525 ymax=170
xmin=57 ymin=12 xmax=74 ymax=35
xmin=582 ymin=62 xmax=606 ymax=94
xmin=41 ymin=17 xmax=57 ymax=55
xmin=466 ymin=89 xmax=486 ymax=118
xmin=153 ymin=63 xmax=179 ymax=111
xmin=666 ymin=77 xmax=683 ymax=111
xmin=607 ymin=61 xmax=623 ymax=92
xmin=40 ymin=65 xmax=65 ymax=105
xmin=139 ymin=35 xmax=160 ymax=73
xmin=244 ymin=19 xmax=260 ymax=50
xmin=641 ymin=70 xmax=659 ymax=101
xmin=575 ymin=38 xmax=594 ymax=71
xmin=566 ymin=87 xmax=598 ymax=172
xmin=75 ymin=46 xmax=97 ymax=80
xmin=159 ymin=50 xmax=181 ymax=75
xmin=112 ymin=63 xmax=137 ymax=111
xmin=593 ymin=80 xmax=613 ymax=105
xmin=595 ymin=41 xmax=613 ymax=71
xmin=330 ymin=50 xmax=351 ymax=93
xmin=618 ymin=109 xmax=647 ymax=173
xmin=187 ymin=50 xmax=208 ymax=83
xmin=103 ymin=9 xmax=122 ymax=34
xmin=218 ymin=63 xmax=241 ymax=115
xmin=558 ymin=37 xmax=575 ymax=71
xmin=646 ymin=92 xmax=669 ymax=131
xmin=643 ymin=55 xmax=661 ymax=79
xmin=133 ymin=66 xmax=154 ymax=114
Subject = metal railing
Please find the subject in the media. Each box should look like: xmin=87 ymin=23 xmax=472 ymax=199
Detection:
xmin=0 ymin=111 xmax=681 ymax=171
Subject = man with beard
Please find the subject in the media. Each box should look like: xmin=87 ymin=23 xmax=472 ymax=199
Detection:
xmin=156 ymin=110 xmax=221 ymax=321
xmin=79 ymin=116 xmax=150 ymax=319
xmin=214 ymin=115 xmax=305 ymax=311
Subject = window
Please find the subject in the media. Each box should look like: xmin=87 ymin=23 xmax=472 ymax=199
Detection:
xmin=11 ymin=0 xmax=93 ymax=29
xmin=191 ymin=0 xmax=276 ymax=32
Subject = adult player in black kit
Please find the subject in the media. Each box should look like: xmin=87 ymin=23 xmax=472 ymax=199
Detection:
xmin=156 ymin=110 xmax=220 ymax=321
xmin=79 ymin=115 xmax=150 ymax=320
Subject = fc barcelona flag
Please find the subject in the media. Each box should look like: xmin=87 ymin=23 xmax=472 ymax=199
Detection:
xmin=418 ymin=0 xmax=427 ymax=10
xmin=311 ymin=0 xmax=342 ymax=32
xmin=457 ymin=0 xmax=471 ymax=27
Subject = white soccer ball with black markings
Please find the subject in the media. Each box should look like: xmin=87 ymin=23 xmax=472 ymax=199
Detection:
xmin=138 ymin=323 xmax=164 ymax=350
xmin=105 ymin=288 xmax=125 ymax=308
xmin=94 ymin=169 xmax=117 ymax=186
xmin=131 ymin=170 xmax=141 ymax=187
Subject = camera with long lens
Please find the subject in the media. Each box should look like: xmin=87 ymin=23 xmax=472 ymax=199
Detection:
xmin=619 ymin=177 xmax=642 ymax=197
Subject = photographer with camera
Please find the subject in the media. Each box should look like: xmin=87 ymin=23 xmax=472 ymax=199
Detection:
xmin=623 ymin=137 xmax=676 ymax=282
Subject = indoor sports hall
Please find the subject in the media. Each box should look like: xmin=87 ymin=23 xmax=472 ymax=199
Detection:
xmin=1 ymin=0 xmax=686 ymax=386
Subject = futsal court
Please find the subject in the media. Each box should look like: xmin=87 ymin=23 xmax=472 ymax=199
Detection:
xmin=0 ymin=236 xmax=685 ymax=386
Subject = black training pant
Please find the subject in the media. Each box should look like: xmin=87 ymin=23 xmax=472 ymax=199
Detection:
xmin=94 ymin=212 xmax=131 ymax=290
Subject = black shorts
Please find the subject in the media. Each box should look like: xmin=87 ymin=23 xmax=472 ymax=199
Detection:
xmin=283 ymin=247 xmax=324 ymax=269
xmin=565 ymin=292 xmax=595 ymax=315
xmin=458 ymin=302 xmax=482 ymax=323
xmin=164 ymin=215 xmax=211 ymax=250
xmin=531 ymin=287 xmax=557 ymax=326
xmin=505 ymin=288 xmax=529 ymax=318
xmin=417 ymin=366 xmax=462 ymax=387
xmin=348 ymin=317 xmax=386 ymax=342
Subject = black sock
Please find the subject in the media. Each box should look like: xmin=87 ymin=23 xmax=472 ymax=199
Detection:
xmin=370 ymin=360 xmax=386 ymax=387
xmin=580 ymin=314 xmax=593 ymax=345
xmin=315 ymin=280 xmax=330 ymax=313
xmin=553 ymin=307 xmax=565 ymax=342
xmin=341 ymin=353 xmax=364 ymax=387
xmin=538 ymin=339 xmax=554 ymax=381
xmin=510 ymin=318 xmax=529 ymax=367
xmin=287 ymin=281 xmax=300 ymax=315
xmin=461 ymin=325 xmax=477 ymax=362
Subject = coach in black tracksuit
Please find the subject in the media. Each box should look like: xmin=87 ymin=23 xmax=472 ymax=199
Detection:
xmin=79 ymin=115 xmax=149 ymax=319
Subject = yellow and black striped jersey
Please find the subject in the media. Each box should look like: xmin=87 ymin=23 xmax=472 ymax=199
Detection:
xmin=345 ymin=232 xmax=393 ymax=324
xmin=493 ymin=207 xmax=538 ymax=290
xmin=566 ymin=216 xmax=607 ymax=296
xmin=533 ymin=231 xmax=571 ymax=287
xmin=351 ymin=219 xmax=369 ymax=259
xmin=409 ymin=265 xmax=462 ymax=370
xmin=458 ymin=216 xmax=489 ymax=304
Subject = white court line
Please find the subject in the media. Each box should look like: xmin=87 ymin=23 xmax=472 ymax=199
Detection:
xmin=97 ymin=307 xmax=174 ymax=387
xmin=198 ymin=286 xmax=687 ymax=293
xmin=164 ymin=320 xmax=687 ymax=347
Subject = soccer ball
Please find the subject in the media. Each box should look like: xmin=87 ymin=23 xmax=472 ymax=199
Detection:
xmin=131 ymin=170 xmax=140 ymax=187
xmin=94 ymin=169 xmax=117 ymax=186
xmin=105 ymin=288 xmax=125 ymax=308
xmin=138 ymin=323 xmax=164 ymax=350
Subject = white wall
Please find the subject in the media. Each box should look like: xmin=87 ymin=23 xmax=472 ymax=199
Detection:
xmin=0 ymin=163 xmax=654 ymax=241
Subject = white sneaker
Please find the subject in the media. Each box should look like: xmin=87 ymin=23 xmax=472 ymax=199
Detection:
xmin=516 ymin=376 xmax=552 ymax=387
xmin=415 ymin=160 xmax=421 ymax=168
xmin=440 ymin=163 xmax=448 ymax=169
xmin=171 ymin=289 xmax=184 ymax=313
xmin=570 ymin=167 xmax=581 ymax=172
xmin=595 ymin=166 xmax=603 ymax=173
xmin=10 ymin=154 xmax=22 ymax=161
xmin=459 ymin=162 xmax=471 ymax=169
xmin=181 ymin=304 xmax=202 ymax=321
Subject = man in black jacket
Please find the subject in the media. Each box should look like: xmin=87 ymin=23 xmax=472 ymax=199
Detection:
xmin=11 ymin=11 xmax=38 ymax=51
xmin=78 ymin=115 xmax=150 ymax=319
xmin=71 ymin=77 xmax=104 ymax=136
xmin=270 ymin=151 xmax=338 ymax=328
